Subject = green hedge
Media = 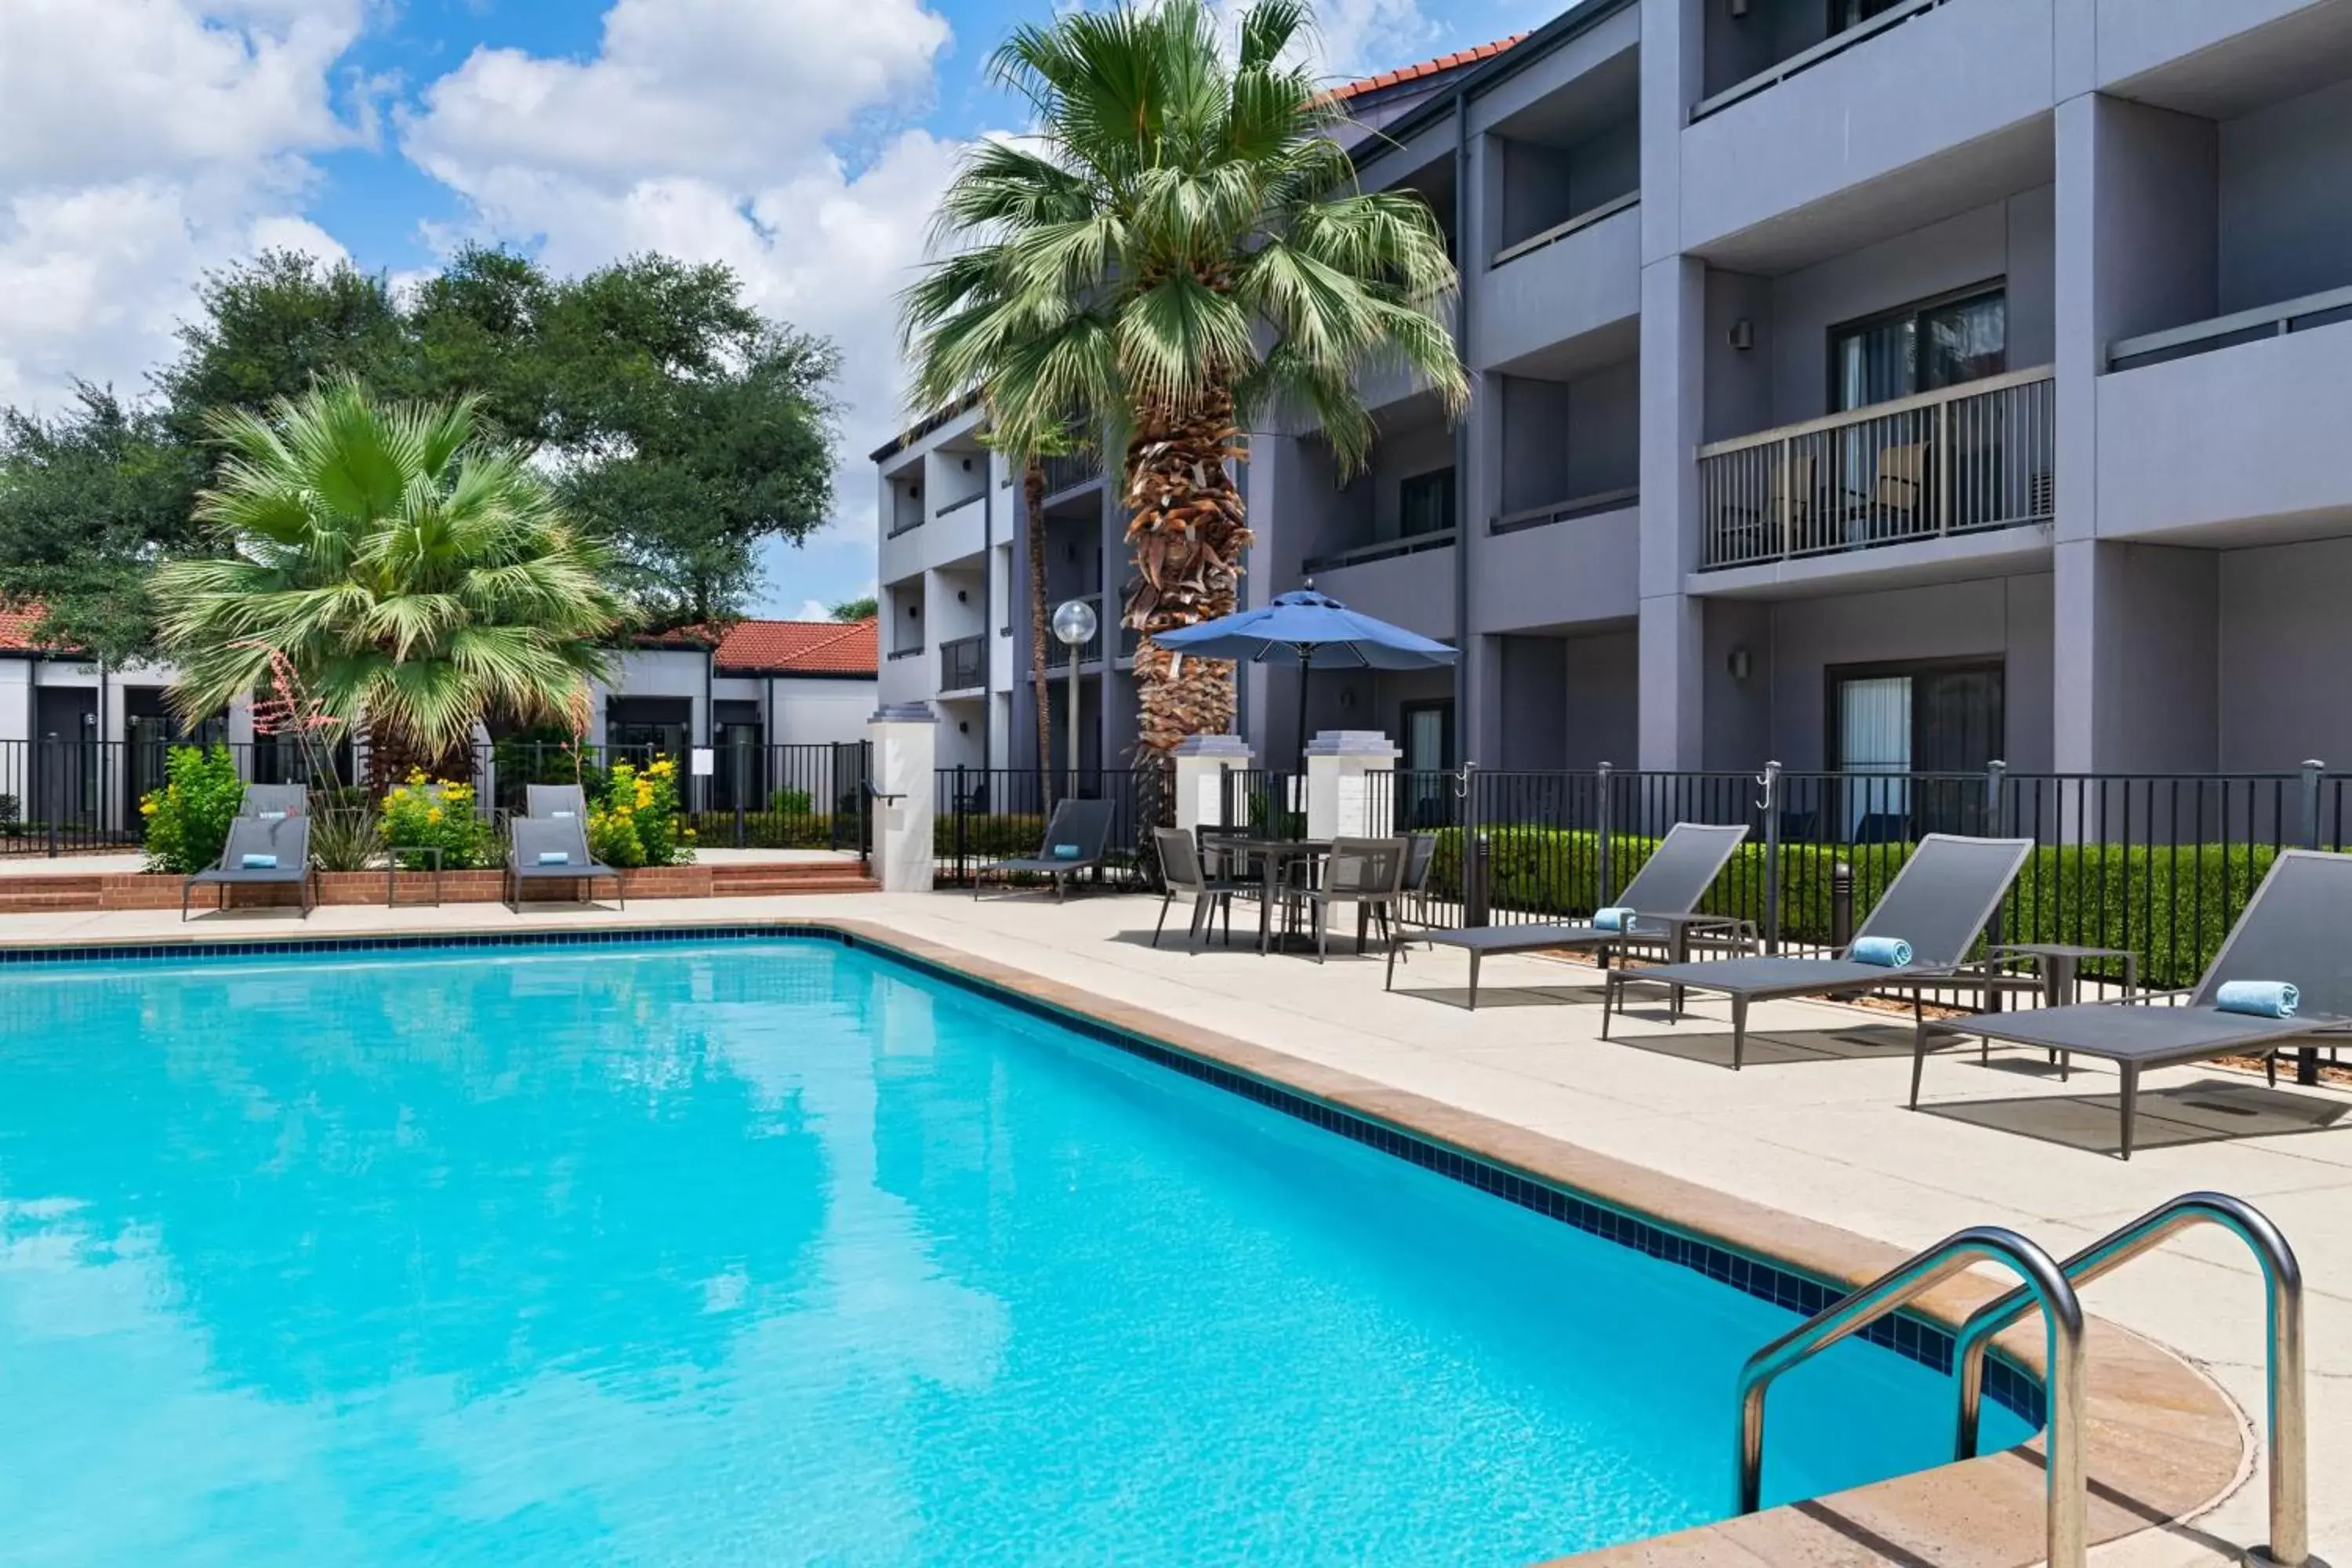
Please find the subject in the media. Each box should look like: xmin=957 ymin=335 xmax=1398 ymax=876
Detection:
xmin=1431 ymin=825 xmax=2278 ymax=990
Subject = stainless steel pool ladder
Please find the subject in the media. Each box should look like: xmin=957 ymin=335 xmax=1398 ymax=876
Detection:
xmin=1733 ymin=1195 xmax=2310 ymax=1568
xmin=1733 ymin=1226 xmax=2089 ymax=1568
xmin=1951 ymin=1191 xmax=2308 ymax=1568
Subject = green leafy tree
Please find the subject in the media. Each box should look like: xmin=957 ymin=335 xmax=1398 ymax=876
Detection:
xmin=0 ymin=387 xmax=205 ymax=664
xmin=828 ymin=595 xmax=877 ymax=621
xmin=151 ymin=381 xmax=625 ymax=786
xmin=901 ymin=0 xmax=1465 ymax=756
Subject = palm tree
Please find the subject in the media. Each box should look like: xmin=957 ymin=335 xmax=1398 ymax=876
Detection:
xmin=154 ymin=380 xmax=624 ymax=786
xmin=901 ymin=0 xmax=1466 ymax=757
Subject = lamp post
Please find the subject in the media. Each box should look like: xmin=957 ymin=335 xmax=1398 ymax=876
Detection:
xmin=1051 ymin=597 xmax=1098 ymax=803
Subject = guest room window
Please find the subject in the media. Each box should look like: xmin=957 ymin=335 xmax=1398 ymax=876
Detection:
xmin=1830 ymin=285 xmax=2006 ymax=412
xmin=1399 ymin=469 xmax=1457 ymax=537
xmin=1828 ymin=662 xmax=2004 ymax=837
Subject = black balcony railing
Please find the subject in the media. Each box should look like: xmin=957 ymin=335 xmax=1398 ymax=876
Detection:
xmin=938 ymin=634 xmax=985 ymax=692
xmin=1040 ymin=448 xmax=1103 ymax=495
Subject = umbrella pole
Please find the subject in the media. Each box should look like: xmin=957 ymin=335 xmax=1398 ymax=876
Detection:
xmin=1296 ymin=655 xmax=1310 ymax=775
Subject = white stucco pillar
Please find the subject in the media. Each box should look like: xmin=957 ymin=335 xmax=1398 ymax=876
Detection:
xmin=1305 ymin=730 xmax=1400 ymax=841
xmin=1171 ymin=733 xmax=1253 ymax=834
xmin=866 ymin=702 xmax=938 ymax=892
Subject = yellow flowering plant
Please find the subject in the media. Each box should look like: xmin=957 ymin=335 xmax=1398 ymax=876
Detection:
xmin=586 ymin=757 xmax=693 ymax=867
xmin=139 ymin=745 xmax=246 ymax=874
xmin=379 ymin=777 xmax=495 ymax=869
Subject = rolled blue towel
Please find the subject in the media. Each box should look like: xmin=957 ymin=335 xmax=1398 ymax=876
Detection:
xmin=256 ymin=810 xmax=288 ymax=822
xmin=1592 ymin=906 xmax=1635 ymax=932
xmin=1851 ymin=935 xmax=1913 ymax=968
xmin=2216 ymin=980 xmax=2298 ymax=1019
xmin=239 ymin=853 xmax=278 ymax=870
xmin=1051 ymin=843 xmax=1083 ymax=861
xmin=550 ymin=809 xmax=575 ymax=819
xmin=537 ymin=851 xmax=572 ymax=866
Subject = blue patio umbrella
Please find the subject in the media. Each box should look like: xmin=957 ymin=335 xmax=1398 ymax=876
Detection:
xmin=1152 ymin=587 xmax=1458 ymax=768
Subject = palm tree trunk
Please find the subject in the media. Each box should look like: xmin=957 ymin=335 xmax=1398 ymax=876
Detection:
xmin=365 ymin=717 xmax=468 ymax=795
xmin=1025 ymin=456 xmax=1053 ymax=809
xmin=1123 ymin=387 xmax=1251 ymax=758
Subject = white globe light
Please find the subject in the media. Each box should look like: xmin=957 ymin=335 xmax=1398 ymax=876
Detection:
xmin=1051 ymin=598 xmax=1100 ymax=647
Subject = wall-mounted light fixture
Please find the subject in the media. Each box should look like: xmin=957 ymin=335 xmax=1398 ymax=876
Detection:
xmin=1729 ymin=0 xmax=1749 ymax=16
xmin=907 ymin=604 xmax=920 ymax=617
xmin=957 ymin=720 xmax=970 ymax=733
xmin=1728 ymin=318 xmax=1755 ymax=351
xmin=960 ymin=457 xmax=972 ymax=471
xmin=1728 ymin=644 xmax=1754 ymax=681
xmin=956 ymin=589 xmax=967 ymax=602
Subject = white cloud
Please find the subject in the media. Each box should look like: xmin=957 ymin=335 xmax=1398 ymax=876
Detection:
xmin=398 ymin=0 xmax=967 ymax=614
xmin=0 ymin=0 xmax=366 ymax=406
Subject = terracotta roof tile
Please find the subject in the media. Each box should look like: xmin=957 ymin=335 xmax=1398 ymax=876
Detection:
xmin=1330 ymin=34 xmax=1526 ymax=100
xmin=713 ymin=617 xmax=878 ymax=676
xmin=0 ymin=608 xmax=58 ymax=653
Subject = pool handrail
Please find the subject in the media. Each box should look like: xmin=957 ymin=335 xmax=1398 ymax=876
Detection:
xmin=1733 ymin=1224 xmax=2085 ymax=1568
xmin=1952 ymin=1192 xmax=2307 ymax=1568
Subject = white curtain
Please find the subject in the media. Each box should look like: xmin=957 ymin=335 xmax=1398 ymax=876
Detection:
xmin=1838 ymin=676 xmax=1911 ymax=837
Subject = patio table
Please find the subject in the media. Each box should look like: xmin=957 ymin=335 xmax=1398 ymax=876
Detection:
xmin=1218 ymin=837 xmax=1331 ymax=955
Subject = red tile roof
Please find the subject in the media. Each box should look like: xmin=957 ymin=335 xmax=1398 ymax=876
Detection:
xmin=1330 ymin=34 xmax=1526 ymax=100
xmin=0 ymin=608 xmax=50 ymax=652
xmin=713 ymin=617 xmax=878 ymax=676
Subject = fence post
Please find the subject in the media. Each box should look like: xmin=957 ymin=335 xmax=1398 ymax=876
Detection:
xmin=1595 ymin=760 xmax=1613 ymax=909
xmin=1457 ymin=760 xmax=1484 ymax=927
xmin=42 ymin=735 xmax=58 ymax=858
xmin=731 ymin=731 xmax=749 ymax=849
xmin=2298 ymin=759 xmax=2324 ymax=851
xmin=1759 ymin=760 xmax=1781 ymax=955
xmin=953 ymin=763 xmax=970 ymax=885
xmin=1831 ymin=861 xmax=1853 ymax=949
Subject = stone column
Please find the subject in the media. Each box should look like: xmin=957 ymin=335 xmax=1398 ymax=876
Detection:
xmin=866 ymin=702 xmax=938 ymax=893
xmin=1171 ymin=734 xmax=1253 ymax=835
xmin=1305 ymin=730 xmax=1401 ymax=841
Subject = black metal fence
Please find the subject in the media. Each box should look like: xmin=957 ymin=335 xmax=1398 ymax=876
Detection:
xmin=0 ymin=735 xmax=873 ymax=859
xmin=1367 ymin=762 xmax=2352 ymax=993
xmin=932 ymin=767 xmax=1160 ymax=886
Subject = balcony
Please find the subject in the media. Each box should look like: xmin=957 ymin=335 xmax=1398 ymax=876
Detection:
xmin=1693 ymin=0 xmax=1968 ymax=123
xmin=1698 ymin=368 xmax=2053 ymax=569
xmin=1470 ymin=195 xmax=1639 ymax=372
xmin=1041 ymin=448 xmax=1103 ymax=497
xmin=1300 ymin=528 xmax=1455 ymax=576
xmin=938 ymin=634 xmax=985 ymax=694
xmin=2098 ymin=295 xmax=2352 ymax=541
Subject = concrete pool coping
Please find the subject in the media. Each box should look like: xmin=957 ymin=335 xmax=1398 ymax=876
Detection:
xmin=0 ymin=909 xmax=2252 ymax=1566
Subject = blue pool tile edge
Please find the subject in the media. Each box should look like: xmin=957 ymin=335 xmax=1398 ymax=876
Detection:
xmin=0 ymin=919 xmax=2046 ymax=1428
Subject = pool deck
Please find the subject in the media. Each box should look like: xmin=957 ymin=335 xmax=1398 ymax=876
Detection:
xmin=5 ymin=885 xmax=2349 ymax=1566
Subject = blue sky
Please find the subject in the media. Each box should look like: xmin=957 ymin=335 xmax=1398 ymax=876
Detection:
xmin=1 ymin=0 xmax=1534 ymax=621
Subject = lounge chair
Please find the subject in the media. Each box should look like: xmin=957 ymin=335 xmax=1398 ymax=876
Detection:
xmin=240 ymin=782 xmax=308 ymax=819
xmin=1403 ymin=822 xmax=1751 ymax=1006
xmin=1600 ymin=833 xmax=2040 ymax=1069
xmin=183 ymin=815 xmax=315 ymax=920
xmin=1150 ymin=827 xmax=1247 ymax=952
xmin=974 ymin=797 xmax=1116 ymax=901
xmin=1911 ymin=848 xmax=2352 ymax=1159
xmin=505 ymin=816 xmax=624 ymax=910
xmin=1301 ymin=836 xmax=1407 ymax=963
xmin=524 ymin=784 xmax=590 ymax=821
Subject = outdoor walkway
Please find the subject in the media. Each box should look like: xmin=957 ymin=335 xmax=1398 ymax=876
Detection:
xmin=2 ymin=885 xmax=2344 ymax=1563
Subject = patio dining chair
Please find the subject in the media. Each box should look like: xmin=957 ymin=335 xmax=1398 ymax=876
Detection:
xmin=1301 ymin=836 xmax=1407 ymax=964
xmin=1150 ymin=827 xmax=1248 ymax=953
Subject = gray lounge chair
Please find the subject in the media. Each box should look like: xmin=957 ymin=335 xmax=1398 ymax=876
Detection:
xmin=505 ymin=816 xmax=624 ymax=910
xmin=1601 ymin=833 xmax=2040 ymax=1069
xmin=1911 ymin=848 xmax=2352 ymax=1158
xmin=975 ymin=797 xmax=1116 ymax=900
xmin=183 ymin=815 xmax=315 ymax=919
xmin=525 ymin=784 xmax=590 ymax=821
xmin=240 ymin=782 xmax=308 ymax=819
xmin=1151 ymin=826 xmax=1247 ymax=952
xmin=1401 ymin=822 xmax=1752 ymax=1006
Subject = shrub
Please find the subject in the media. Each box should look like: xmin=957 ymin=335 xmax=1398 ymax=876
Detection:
xmin=589 ymin=757 xmax=693 ymax=867
xmin=310 ymin=807 xmax=386 ymax=873
xmin=379 ymin=775 xmax=497 ymax=870
xmin=140 ymin=745 xmax=245 ymax=873
xmin=768 ymin=787 xmax=815 ymax=815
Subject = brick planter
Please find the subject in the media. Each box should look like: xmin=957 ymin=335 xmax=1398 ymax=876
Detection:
xmin=2 ymin=862 xmax=783 ymax=913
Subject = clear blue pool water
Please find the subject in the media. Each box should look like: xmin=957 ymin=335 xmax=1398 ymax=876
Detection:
xmin=0 ymin=936 xmax=2028 ymax=1566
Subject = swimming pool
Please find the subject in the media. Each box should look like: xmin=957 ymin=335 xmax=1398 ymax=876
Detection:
xmin=0 ymin=932 xmax=2031 ymax=1565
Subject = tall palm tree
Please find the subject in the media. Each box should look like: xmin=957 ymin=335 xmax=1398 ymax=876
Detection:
xmin=154 ymin=380 xmax=624 ymax=786
xmin=902 ymin=0 xmax=1466 ymax=757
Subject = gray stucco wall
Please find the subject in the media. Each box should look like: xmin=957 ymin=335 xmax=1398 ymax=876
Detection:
xmin=2220 ymin=535 xmax=2352 ymax=770
xmin=1563 ymin=629 xmax=1641 ymax=768
xmin=2220 ymin=73 xmax=2352 ymax=310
